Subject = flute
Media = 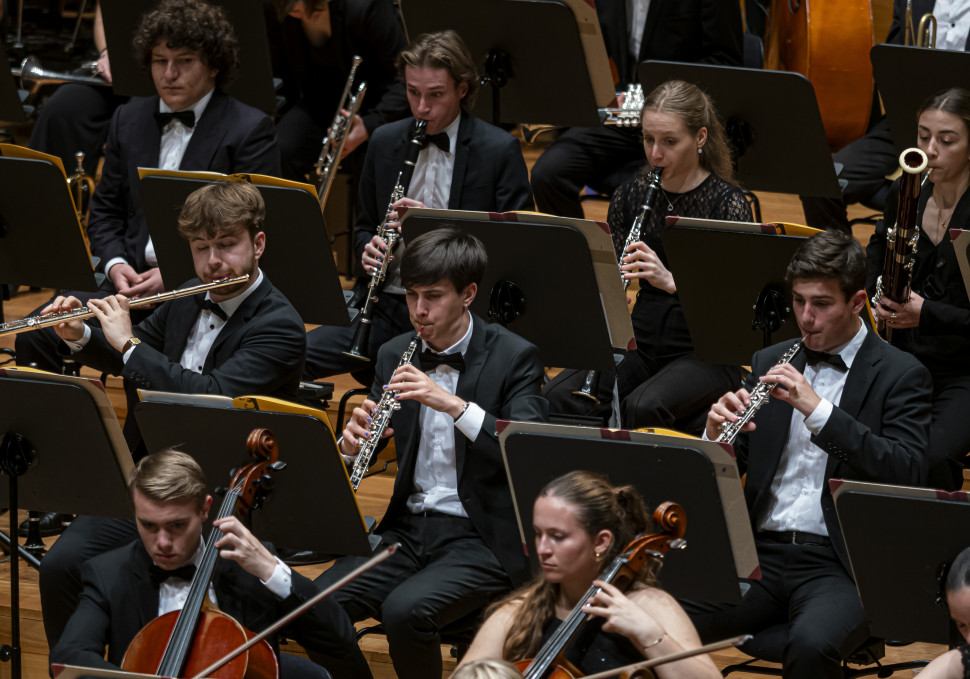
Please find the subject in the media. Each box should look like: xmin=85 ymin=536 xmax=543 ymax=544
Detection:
xmin=0 ymin=275 xmax=249 ymax=337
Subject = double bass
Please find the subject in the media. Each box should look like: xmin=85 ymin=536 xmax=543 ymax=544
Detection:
xmin=121 ymin=429 xmax=283 ymax=679
xmin=516 ymin=502 xmax=687 ymax=679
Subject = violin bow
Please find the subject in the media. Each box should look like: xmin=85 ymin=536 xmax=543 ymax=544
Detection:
xmin=579 ymin=634 xmax=752 ymax=679
xmin=187 ymin=544 xmax=400 ymax=679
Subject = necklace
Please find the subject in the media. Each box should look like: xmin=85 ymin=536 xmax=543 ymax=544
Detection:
xmin=659 ymin=173 xmax=706 ymax=212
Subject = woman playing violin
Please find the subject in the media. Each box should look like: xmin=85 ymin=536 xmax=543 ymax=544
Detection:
xmin=867 ymin=87 xmax=970 ymax=490
xmin=458 ymin=471 xmax=719 ymax=679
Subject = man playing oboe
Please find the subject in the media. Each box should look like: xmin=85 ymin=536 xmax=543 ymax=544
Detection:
xmin=689 ymin=230 xmax=932 ymax=678
xmin=308 ymin=227 xmax=548 ymax=679
xmin=303 ymin=29 xmax=533 ymax=383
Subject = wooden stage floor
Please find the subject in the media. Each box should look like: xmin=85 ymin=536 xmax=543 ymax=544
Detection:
xmin=0 ymin=139 xmax=939 ymax=677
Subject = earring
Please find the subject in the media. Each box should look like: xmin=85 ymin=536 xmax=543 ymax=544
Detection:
xmin=698 ymin=147 xmax=704 ymax=154
xmin=594 ymin=551 xmax=603 ymax=561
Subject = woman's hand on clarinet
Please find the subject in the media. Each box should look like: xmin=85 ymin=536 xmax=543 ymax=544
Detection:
xmin=363 ymin=236 xmax=389 ymax=274
xmin=876 ymin=294 xmax=922 ymax=330
xmin=340 ymin=398 xmax=393 ymax=457
xmin=620 ymin=241 xmax=676 ymax=294
xmin=705 ymin=387 xmax=753 ymax=440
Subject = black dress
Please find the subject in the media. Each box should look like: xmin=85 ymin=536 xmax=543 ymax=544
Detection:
xmin=543 ymin=170 xmax=752 ymax=432
xmin=866 ymin=180 xmax=970 ymax=490
xmin=537 ymin=617 xmax=648 ymax=676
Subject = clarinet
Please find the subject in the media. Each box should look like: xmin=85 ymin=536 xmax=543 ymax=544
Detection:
xmin=871 ymin=148 xmax=930 ymax=341
xmin=715 ymin=341 xmax=804 ymax=444
xmin=572 ymin=167 xmax=664 ymax=403
xmin=315 ymin=56 xmax=367 ymax=211
xmin=348 ymin=334 xmax=420 ymax=490
xmin=344 ymin=119 xmax=428 ymax=362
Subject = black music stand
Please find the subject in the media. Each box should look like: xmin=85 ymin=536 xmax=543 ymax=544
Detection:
xmin=0 ymin=154 xmax=99 ymax=292
xmin=138 ymin=173 xmax=350 ymax=326
xmin=871 ymin=44 xmax=970 ymax=154
xmin=135 ymin=398 xmax=377 ymax=556
xmin=0 ymin=40 xmax=28 ymax=123
xmin=400 ymin=208 xmax=634 ymax=373
xmin=402 ymin=0 xmax=612 ymax=126
xmin=951 ymin=228 xmax=970 ymax=300
xmin=100 ymin=0 xmax=277 ymax=113
xmin=833 ymin=479 xmax=970 ymax=647
xmin=662 ymin=220 xmax=816 ymax=365
xmin=499 ymin=421 xmax=759 ymax=604
xmin=0 ymin=368 xmax=134 ymax=679
xmin=638 ymin=61 xmax=842 ymax=198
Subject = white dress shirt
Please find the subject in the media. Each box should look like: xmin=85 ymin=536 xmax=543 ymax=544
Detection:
xmin=627 ymin=0 xmax=652 ymax=61
xmin=406 ymin=312 xmax=486 ymax=517
xmin=385 ymin=113 xmax=460 ymax=294
xmin=932 ymin=0 xmax=970 ymax=52
xmin=104 ymin=88 xmax=216 ymax=280
xmin=64 ymin=269 xmax=264 ymax=367
xmin=157 ymin=534 xmax=292 ymax=616
xmin=760 ymin=321 xmax=868 ymax=536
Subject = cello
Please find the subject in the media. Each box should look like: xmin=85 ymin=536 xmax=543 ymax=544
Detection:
xmin=121 ymin=429 xmax=284 ymax=679
xmin=515 ymin=502 xmax=687 ymax=679
xmin=765 ymin=0 xmax=875 ymax=151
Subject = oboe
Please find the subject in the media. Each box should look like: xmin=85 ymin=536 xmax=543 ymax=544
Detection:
xmin=573 ymin=167 xmax=664 ymax=403
xmin=715 ymin=341 xmax=804 ymax=444
xmin=348 ymin=333 xmax=420 ymax=490
xmin=0 ymin=275 xmax=249 ymax=337
xmin=344 ymin=119 xmax=428 ymax=362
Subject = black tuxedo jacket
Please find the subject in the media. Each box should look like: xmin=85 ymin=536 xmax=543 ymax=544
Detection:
xmin=87 ymin=90 xmax=281 ymax=272
xmin=596 ymin=0 xmax=743 ymax=86
xmin=369 ymin=316 xmax=548 ymax=586
xmin=70 ymin=276 xmax=305 ymax=402
xmin=736 ymin=330 xmax=932 ymax=570
xmin=50 ymin=539 xmax=356 ymax=669
xmin=353 ymin=112 xmax=534 ymax=258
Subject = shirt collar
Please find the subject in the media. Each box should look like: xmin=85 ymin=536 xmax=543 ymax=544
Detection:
xmin=159 ymin=87 xmax=216 ymax=123
xmin=205 ymin=268 xmax=263 ymax=318
xmin=421 ymin=311 xmax=473 ymax=356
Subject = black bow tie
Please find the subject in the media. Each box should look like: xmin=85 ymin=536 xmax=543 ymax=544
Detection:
xmin=196 ymin=296 xmax=228 ymax=322
xmin=420 ymin=132 xmax=450 ymax=153
xmin=154 ymin=109 xmax=196 ymax=130
xmin=804 ymin=348 xmax=848 ymax=372
xmin=149 ymin=562 xmax=196 ymax=586
xmin=420 ymin=349 xmax=465 ymax=373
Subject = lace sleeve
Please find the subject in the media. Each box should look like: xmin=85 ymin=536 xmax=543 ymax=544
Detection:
xmin=607 ymin=172 xmax=650 ymax=260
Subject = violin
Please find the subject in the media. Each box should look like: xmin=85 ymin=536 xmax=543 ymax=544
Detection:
xmin=515 ymin=502 xmax=687 ymax=679
xmin=121 ymin=429 xmax=284 ymax=679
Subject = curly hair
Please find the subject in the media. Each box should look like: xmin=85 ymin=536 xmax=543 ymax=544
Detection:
xmin=640 ymin=79 xmax=736 ymax=185
xmin=132 ymin=0 xmax=239 ymax=89
xmin=491 ymin=471 xmax=655 ymax=662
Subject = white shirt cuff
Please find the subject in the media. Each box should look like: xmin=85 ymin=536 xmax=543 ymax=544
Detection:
xmin=805 ymin=398 xmax=833 ymax=434
xmin=336 ymin=436 xmax=358 ymax=465
xmin=261 ymin=557 xmax=293 ymax=599
xmin=64 ymin=324 xmax=92 ymax=353
xmin=454 ymin=402 xmax=485 ymax=442
xmin=122 ymin=342 xmax=137 ymax=364
xmin=104 ymin=257 xmax=127 ymax=279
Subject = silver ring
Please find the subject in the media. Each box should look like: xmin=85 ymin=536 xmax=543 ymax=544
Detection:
xmin=891 ymin=312 xmax=897 ymax=320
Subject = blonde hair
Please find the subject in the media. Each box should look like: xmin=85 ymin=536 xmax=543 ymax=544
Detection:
xmin=494 ymin=471 xmax=654 ymax=661
xmin=128 ymin=449 xmax=208 ymax=510
xmin=452 ymin=659 xmax=522 ymax=679
xmin=641 ymin=79 xmax=736 ymax=184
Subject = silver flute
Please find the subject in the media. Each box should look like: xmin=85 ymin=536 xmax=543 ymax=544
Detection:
xmin=0 ymin=275 xmax=249 ymax=337
xmin=349 ymin=334 xmax=420 ymax=490
xmin=716 ymin=341 xmax=804 ymax=444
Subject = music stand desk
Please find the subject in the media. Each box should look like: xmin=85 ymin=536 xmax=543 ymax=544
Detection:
xmin=638 ymin=61 xmax=841 ymax=198
xmin=499 ymin=421 xmax=758 ymax=604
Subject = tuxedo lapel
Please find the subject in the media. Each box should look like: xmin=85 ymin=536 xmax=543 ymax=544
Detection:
xmin=134 ymin=96 xmax=163 ymax=169
xmin=203 ymin=278 xmax=272 ymax=372
xmin=166 ymin=298 xmax=201 ymax=364
xmin=180 ymin=91 xmax=228 ymax=171
xmin=640 ymin=0 xmax=665 ymax=62
xmin=449 ymin=112 xmax=472 ymax=209
xmin=131 ymin=543 xmax=161 ymax=628
xmin=454 ymin=317 xmax=487 ymax=480
xmin=824 ymin=330 xmax=879 ymax=477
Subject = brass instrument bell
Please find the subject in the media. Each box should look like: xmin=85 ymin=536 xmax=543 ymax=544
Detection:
xmin=67 ymin=151 xmax=95 ymax=233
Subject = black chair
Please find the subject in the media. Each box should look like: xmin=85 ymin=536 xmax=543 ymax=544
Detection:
xmin=720 ymin=624 xmax=929 ymax=678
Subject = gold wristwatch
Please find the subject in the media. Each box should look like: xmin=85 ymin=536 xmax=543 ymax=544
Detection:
xmin=122 ymin=337 xmax=141 ymax=354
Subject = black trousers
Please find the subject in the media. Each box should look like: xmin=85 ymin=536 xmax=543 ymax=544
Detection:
xmin=799 ymin=117 xmax=897 ymax=233
xmin=530 ymin=126 xmax=645 ymax=218
xmin=303 ymin=292 xmax=411 ymax=385
xmin=925 ymin=370 xmax=970 ymax=490
xmin=40 ymin=516 xmax=139 ymax=651
xmin=543 ymin=353 xmax=739 ymax=433
xmin=29 ymin=83 xmax=127 ymax=175
xmin=307 ymin=512 xmax=511 ymax=679
xmin=684 ymin=540 xmax=869 ymax=679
